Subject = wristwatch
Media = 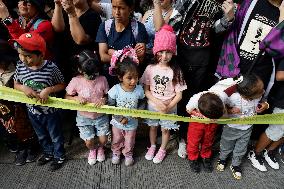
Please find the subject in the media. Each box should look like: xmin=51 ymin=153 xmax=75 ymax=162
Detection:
xmin=2 ymin=16 xmax=13 ymax=26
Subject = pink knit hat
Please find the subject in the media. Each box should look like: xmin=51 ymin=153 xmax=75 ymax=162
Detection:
xmin=153 ymin=24 xmax=176 ymax=55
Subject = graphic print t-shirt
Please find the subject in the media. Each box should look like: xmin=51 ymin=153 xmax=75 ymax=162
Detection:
xmin=140 ymin=64 xmax=187 ymax=107
xmin=238 ymin=0 xmax=279 ymax=72
xmin=14 ymin=60 xmax=64 ymax=115
xmin=179 ymin=0 xmax=223 ymax=47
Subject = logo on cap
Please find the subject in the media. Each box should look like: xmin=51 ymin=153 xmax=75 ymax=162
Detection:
xmin=25 ymin=33 xmax=32 ymax=38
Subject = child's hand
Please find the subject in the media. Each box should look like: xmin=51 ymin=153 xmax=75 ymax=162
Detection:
xmin=228 ymin=107 xmax=241 ymax=114
xmin=23 ymin=86 xmax=40 ymax=100
xmin=77 ymin=97 xmax=88 ymax=105
xmin=120 ymin=117 xmax=128 ymax=125
xmin=39 ymin=88 xmax=51 ymax=104
xmin=155 ymin=100 xmax=167 ymax=113
xmin=222 ymin=0 xmax=235 ymax=21
xmin=190 ymin=109 xmax=206 ymax=118
xmin=256 ymin=102 xmax=269 ymax=113
xmin=93 ymin=98 xmax=105 ymax=107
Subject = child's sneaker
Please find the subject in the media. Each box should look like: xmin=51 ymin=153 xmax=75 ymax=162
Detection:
xmin=88 ymin=149 xmax=97 ymax=165
xmin=279 ymin=146 xmax=284 ymax=164
xmin=263 ymin=149 xmax=279 ymax=169
xmin=112 ymin=154 xmax=120 ymax=165
xmin=37 ymin=154 xmax=53 ymax=166
xmin=125 ymin=156 xmax=134 ymax=166
xmin=26 ymin=149 xmax=37 ymax=163
xmin=49 ymin=157 xmax=65 ymax=171
xmin=15 ymin=149 xmax=28 ymax=166
xmin=153 ymin=148 xmax=166 ymax=164
xmin=248 ymin=150 xmax=267 ymax=172
xmin=216 ymin=159 xmax=226 ymax=172
xmin=97 ymin=147 xmax=105 ymax=162
xmin=190 ymin=160 xmax=200 ymax=173
xmin=177 ymin=140 xmax=187 ymax=158
xmin=202 ymin=158 xmax=213 ymax=173
xmin=230 ymin=165 xmax=242 ymax=180
xmin=145 ymin=146 xmax=156 ymax=161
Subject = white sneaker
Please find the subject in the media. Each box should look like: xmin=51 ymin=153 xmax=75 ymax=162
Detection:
xmin=112 ymin=154 xmax=120 ymax=165
xmin=248 ymin=150 xmax=267 ymax=172
xmin=263 ymin=149 xmax=279 ymax=170
xmin=177 ymin=141 xmax=187 ymax=158
xmin=125 ymin=157 xmax=134 ymax=166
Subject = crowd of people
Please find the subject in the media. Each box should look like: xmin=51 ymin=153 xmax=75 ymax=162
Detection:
xmin=0 ymin=0 xmax=284 ymax=180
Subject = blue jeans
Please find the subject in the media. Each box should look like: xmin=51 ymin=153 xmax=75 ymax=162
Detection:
xmin=28 ymin=111 xmax=65 ymax=159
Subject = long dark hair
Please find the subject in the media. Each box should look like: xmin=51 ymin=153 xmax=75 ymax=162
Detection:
xmin=153 ymin=54 xmax=185 ymax=86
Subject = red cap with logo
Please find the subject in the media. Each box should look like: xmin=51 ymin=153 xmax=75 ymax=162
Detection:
xmin=10 ymin=32 xmax=46 ymax=55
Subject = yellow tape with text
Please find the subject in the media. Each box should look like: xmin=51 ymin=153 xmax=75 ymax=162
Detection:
xmin=0 ymin=86 xmax=284 ymax=124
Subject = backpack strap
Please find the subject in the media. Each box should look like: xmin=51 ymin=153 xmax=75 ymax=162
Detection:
xmin=32 ymin=18 xmax=44 ymax=30
xmin=130 ymin=19 xmax=138 ymax=41
xmin=104 ymin=18 xmax=139 ymax=41
xmin=105 ymin=18 xmax=114 ymax=37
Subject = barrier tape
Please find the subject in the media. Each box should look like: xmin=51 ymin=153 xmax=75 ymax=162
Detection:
xmin=0 ymin=86 xmax=284 ymax=124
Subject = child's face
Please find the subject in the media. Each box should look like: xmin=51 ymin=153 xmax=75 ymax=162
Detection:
xmin=18 ymin=48 xmax=43 ymax=68
xmin=157 ymin=50 xmax=173 ymax=66
xmin=119 ymin=70 xmax=139 ymax=91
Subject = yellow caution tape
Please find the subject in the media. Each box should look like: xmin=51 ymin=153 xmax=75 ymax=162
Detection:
xmin=0 ymin=86 xmax=284 ymax=124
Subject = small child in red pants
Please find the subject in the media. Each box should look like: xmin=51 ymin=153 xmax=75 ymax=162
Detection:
xmin=186 ymin=91 xmax=227 ymax=173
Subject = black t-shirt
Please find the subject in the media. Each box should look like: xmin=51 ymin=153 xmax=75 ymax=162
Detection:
xmin=0 ymin=23 xmax=10 ymax=41
xmin=238 ymin=0 xmax=279 ymax=86
xmin=56 ymin=9 xmax=102 ymax=57
xmin=268 ymin=60 xmax=284 ymax=109
xmin=179 ymin=0 xmax=223 ymax=48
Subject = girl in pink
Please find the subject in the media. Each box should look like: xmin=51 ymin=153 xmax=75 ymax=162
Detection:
xmin=65 ymin=50 xmax=109 ymax=165
xmin=141 ymin=25 xmax=187 ymax=164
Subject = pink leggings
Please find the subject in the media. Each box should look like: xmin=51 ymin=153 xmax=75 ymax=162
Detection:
xmin=111 ymin=127 xmax=136 ymax=158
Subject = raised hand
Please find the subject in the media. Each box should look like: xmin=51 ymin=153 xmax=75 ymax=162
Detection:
xmin=222 ymin=0 xmax=235 ymax=22
xmin=0 ymin=1 xmax=9 ymax=19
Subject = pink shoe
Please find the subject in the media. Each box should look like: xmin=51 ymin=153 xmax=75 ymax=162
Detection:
xmin=153 ymin=148 xmax=166 ymax=164
xmin=97 ymin=146 xmax=105 ymax=162
xmin=145 ymin=146 xmax=156 ymax=161
xmin=88 ymin=149 xmax=96 ymax=165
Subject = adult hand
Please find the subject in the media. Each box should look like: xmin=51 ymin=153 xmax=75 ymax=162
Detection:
xmin=279 ymin=0 xmax=284 ymax=23
xmin=135 ymin=43 xmax=145 ymax=57
xmin=0 ymin=1 xmax=9 ymax=19
xmin=61 ymin=0 xmax=76 ymax=16
xmin=222 ymin=0 xmax=235 ymax=22
xmin=108 ymin=49 xmax=115 ymax=56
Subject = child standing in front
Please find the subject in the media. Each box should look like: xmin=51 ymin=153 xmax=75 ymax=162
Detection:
xmin=108 ymin=48 xmax=145 ymax=166
xmin=141 ymin=25 xmax=187 ymax=164
xmin=217 ymin=74 xmax=267 ymax=180
xmin=65 ymin=50 xmax=110 ymax=165
xmin=13 ymin=33 xmax=66 ymax=171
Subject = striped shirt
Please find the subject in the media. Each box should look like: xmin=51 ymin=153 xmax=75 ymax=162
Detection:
xmin=14 ymin=60 xmax=64 ymax=115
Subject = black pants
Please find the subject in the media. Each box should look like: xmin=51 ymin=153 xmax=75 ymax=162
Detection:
xmin=177 ymin=46 xmax=211 ymax=140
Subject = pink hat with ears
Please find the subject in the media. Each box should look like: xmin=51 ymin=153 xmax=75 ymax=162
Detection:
xmin=153 ymin=24 xmax=176 ymax=55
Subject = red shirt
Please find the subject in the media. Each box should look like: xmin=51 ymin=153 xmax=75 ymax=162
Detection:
xmin=6 ymin=16 xmax=54 ymax=60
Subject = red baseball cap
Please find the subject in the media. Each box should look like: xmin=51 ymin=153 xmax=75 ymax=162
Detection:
xmin=10 ymin=32 xmax=46 ymax=55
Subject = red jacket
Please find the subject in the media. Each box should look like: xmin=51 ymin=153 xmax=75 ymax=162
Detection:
xmin=6 ymin=16 xmax=54 ymax=60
